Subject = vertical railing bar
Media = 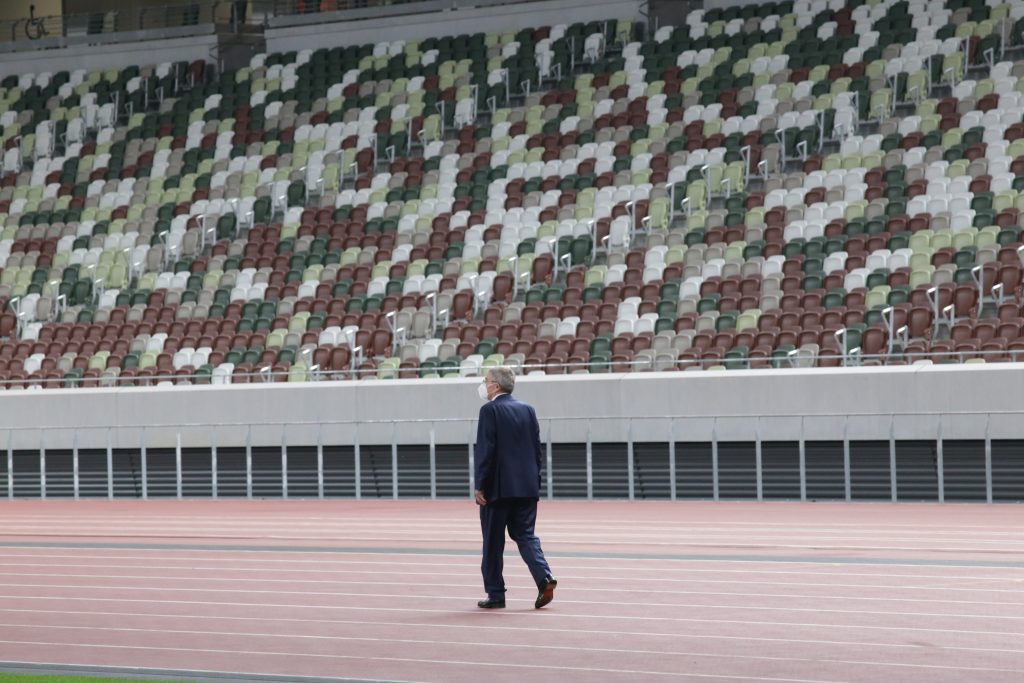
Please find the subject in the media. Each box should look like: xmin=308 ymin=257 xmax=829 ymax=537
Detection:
xmin=391 ymin=422 xmax=398 ymax=500
xmin=546 ymin=420 xmax=553 ymax=501
xmin=754 ymin=418 xmax=763 ymax=502
xmin=39 ymin=430 xmax=46 ymax=500
xmin=935 ymin=416 xmax=944 ymax=504
xmin=354 ymin=424 xmax=362 ymax=500
xmin=5 ymin=430 xmax=11 ymax=500
xmin=889 ymin=415 xmax=897 ymax=502
xmin=626 ymin=419 xmax=635 ymax=501
xmin=140 ymin=426 xmax=148 ymax=500
xmin=798 ymin=416 xmax=806 ymax=502
xmin=175 ymin=432 xmax=183 ymax=500
xmin=586 ymin=419 xmax=593 ymax=501
xmin=843 ymin=416 xmax=851 ymax=502
xmin=429 ymin=424 xmax=437 ymax=500
xmin=72 ymin=430 xmax=80 ymax=500
xmin=468 ymin=421 xmax=475 ymax=500
xmin=668 ymin=419 xmax=677 ymax=502
xmin=245 ymin=424 xmax=253 ymax=500
xmin=711 ymin=418 xmax=719 ymax=502
xmin=106 ymin=427 xmax=113 ymax=500
xmin=211 ymin=427 xmax=218 ymax=500
xmin=316 ymin=423 xmax=324 ymax=500
xmin=281 ymin=425 xmax=288 ymax=500
xmin=984 ymin=414 xmax=993 ymax=504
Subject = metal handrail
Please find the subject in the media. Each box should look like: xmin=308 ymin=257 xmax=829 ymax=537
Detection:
xmin=0 ymin=349 xmax=1021 ymax=390
xmin=3 ymin=407 xmax=1024 ymax=433
xmin=0 ymin=1 xmax=238 ymax=45
xmin=0 ymin=0 xmax=554 ymax=47
xmin=3 ymin=405 xmax=1015 ymax=504
xmin=270 ymin=0 xmax=429 ymax=14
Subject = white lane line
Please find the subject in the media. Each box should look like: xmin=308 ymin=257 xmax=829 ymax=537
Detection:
xmin=0 ymin=547 xmax=1020 ymax=572
xmin=3 ymin=522 xmax=1022 ymax=542
xmin=0 ymin=561 xmax=1019 ymax=584
xmin=3 ymin=514 xmax=1020 ymax=533
xmin=0 ymin=555 xmax=1017 ymax=581
xmin=4 ymin=607 xmax=1023 ymax=655
xmin=0 ymin=577 xmax=1018 ymax=607
xmin=8 ymin=606 xmax=1024 ymax=643
xmin=0 ymin=569 xmax=1018 ymax=596
xmin=4 ymin=529 xmax=1007 ymax=545
xmin=0 ymin=519 xmax=1017 ymax=535
xmin=0 ymin=639 xmax=852 ymax=683
xmin=3 ymin=529 xmax=1022 ymax=552
xmin=3 ymin=621 xmax=1022 ymax=675
xmin=1 ymin=592 xmax=1022 ymax=623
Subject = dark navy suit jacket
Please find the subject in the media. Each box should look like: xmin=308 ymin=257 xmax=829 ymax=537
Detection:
xmin=474 ymin=393 xmax=543 ymax=502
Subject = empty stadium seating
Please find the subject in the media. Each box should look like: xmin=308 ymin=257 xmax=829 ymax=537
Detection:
xmin=4 ymin=0 xmax=1024 ymax=388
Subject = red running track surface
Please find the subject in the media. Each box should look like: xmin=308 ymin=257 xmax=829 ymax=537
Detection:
xmin=0 ymin=500 xmax=1021 ymax=683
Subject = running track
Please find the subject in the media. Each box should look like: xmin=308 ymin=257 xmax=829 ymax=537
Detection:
xmin=0 ymin=500 xmax=1021 ymax=683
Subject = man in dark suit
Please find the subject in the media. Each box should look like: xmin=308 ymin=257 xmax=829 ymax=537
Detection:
xmin=474 ymin=367 xmax=557 ymax=609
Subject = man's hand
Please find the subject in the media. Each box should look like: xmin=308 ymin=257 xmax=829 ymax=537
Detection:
xmin=475 ymin=489 xmax=487 ymax=506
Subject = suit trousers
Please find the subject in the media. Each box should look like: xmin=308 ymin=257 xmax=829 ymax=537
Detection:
xmin=480 ymin=497 xmax=551 ymax=600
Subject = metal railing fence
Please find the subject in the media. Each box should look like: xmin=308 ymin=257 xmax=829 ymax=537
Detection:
xmin=0 ymin=0 xmax=539 ymax=45
xmin=1 ymin=1 xmax=247 ymax=45
xmin=1 ymin=410 xmax=1020 ymax=503
xmin=0 ymin=348 xmax=1019 ymax=391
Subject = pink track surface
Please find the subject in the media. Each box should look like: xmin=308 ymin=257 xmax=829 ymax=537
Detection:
xmin=0 ymin=499 xmax=1021 ymax=683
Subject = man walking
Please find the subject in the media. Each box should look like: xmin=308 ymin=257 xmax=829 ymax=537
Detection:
xmin=474 ymin=367 xmax=557 ymax=609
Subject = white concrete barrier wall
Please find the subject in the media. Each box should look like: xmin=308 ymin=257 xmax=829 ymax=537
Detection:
xmin=0 ymin=30 xmax=219 ymax=81
xmin=265 ymin=0 xmax=645 ymax=54
xmin=1 ymin=364 xmax=1021 ymax=450
xmin=0 ymin=0 xmax=643 ymax=80
xmin=703 ymin=0 xmax=766 ymax=8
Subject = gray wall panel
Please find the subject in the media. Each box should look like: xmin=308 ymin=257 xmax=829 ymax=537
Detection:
xmin=266 ymin=0 xmax=645 ymax=54
xmin=2 ymin=364 xmax=1024 ymax=450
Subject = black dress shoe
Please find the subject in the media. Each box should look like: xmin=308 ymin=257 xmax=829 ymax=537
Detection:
xmin=535 ymin=576 xmax=557 ymax=609
xmin=477 ymin=598 xmax=506 ymax=609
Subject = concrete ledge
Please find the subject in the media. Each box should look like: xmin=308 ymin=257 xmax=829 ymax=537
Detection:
xmin=0 ymin=363 xmax=1020 ymax=449
xmin=0 ymin=28 xmax=218 ymax=80
xmin=266 ymin=0 xmax=644 ymax=53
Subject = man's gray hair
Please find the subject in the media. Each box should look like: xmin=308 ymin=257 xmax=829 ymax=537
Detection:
xmin=487 ymin=366 xmax=516 ymax=394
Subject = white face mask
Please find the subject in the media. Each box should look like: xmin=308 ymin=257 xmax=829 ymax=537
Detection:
xmin=477 ymin=382 xmax=490 ymax=402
